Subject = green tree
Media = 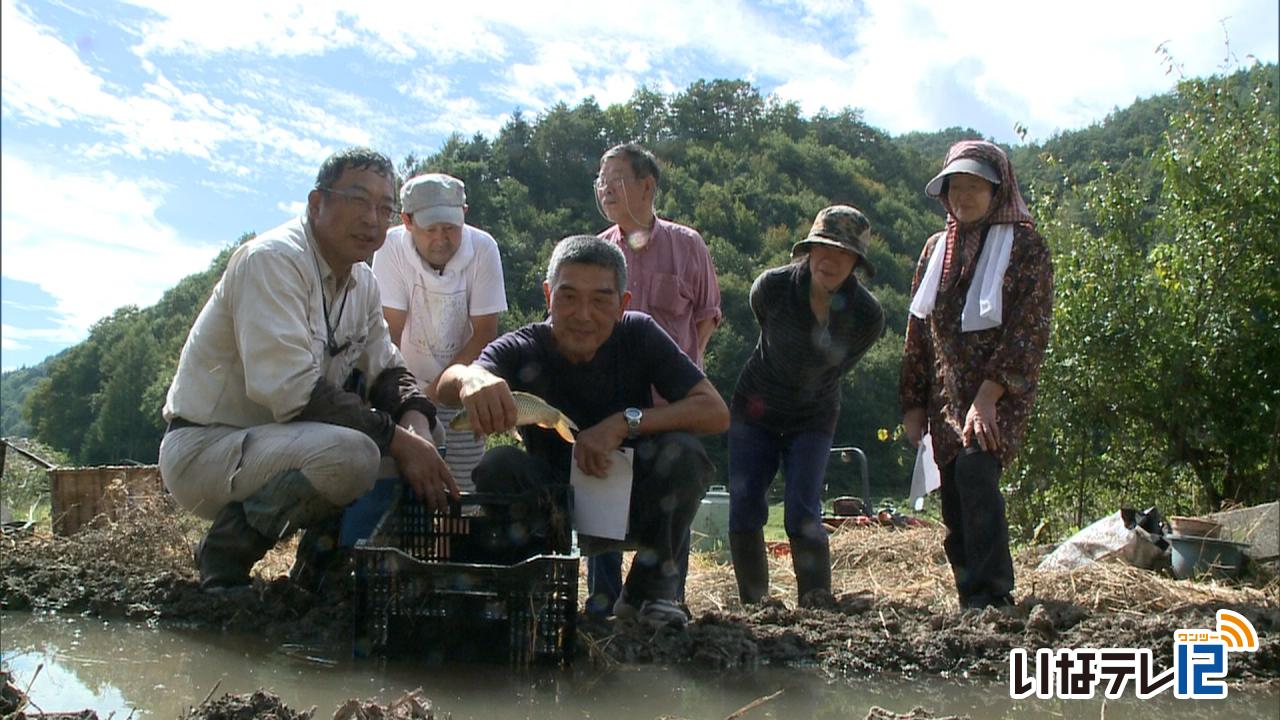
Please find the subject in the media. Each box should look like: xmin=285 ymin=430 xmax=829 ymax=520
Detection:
xmin=1011 ymin=63 xmax=1279 ymax=535
xmin=1 ymin=361 xmax=51 ymax=437
xmin=1144 ymin=66 xmax=1280 ymax=506
xmin=671 ymin=79 xmax=765 ymax=145
xmin=81 ymin=321 xmax=163 ymax=463
xmin=1 ymin=438 xmax=68 ymax=522
xmin=25 ymin=334 xmax=105 ymax=461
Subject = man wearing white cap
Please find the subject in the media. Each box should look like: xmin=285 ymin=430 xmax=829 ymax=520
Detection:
xmin=372 ymin=173 xmax=507 ymax=492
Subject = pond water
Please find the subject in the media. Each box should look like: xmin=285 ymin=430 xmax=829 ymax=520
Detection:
xmin=2 ymin=612 xmax=1276 ymax=719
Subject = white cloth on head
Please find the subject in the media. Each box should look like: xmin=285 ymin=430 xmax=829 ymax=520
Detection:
xmin=372 ymin=223 xmax=507 ymax=492
xmin=908 ymin=224 xmax=1014 ymax=333
xmin=373 ymin=224 xmax=507 ymax=385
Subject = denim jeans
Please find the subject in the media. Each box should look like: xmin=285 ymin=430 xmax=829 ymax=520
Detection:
xmin=726 ymin=418 xmax=832 ymax=542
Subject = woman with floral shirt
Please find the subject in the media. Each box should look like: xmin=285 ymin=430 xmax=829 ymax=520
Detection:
xmin=900 ymin=140 xmax=1054 ymax=610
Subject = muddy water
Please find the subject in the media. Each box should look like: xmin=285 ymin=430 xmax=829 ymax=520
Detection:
xmin=2 ymin=612 xmax=1277 ymax=719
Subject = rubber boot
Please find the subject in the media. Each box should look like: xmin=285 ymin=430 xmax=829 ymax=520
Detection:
xmin=196 ymin=501 xmax=276 ymax=591
xmin=242 ymin=469 xmax=343 ymax=540
xmin=729 ymin=530 xmax=770 ymax=605
xmin=289 ymin=514 xmax=347 ymax=595
xmin=789 ymin=533 xmax=832 ymax=607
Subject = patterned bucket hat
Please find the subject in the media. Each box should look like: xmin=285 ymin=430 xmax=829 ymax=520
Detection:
xmin=791 ymin=205 xmax=875 ymax=276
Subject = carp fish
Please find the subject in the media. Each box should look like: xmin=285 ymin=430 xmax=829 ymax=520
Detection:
xmin=449 ymin=391 xmax=578 ymax=443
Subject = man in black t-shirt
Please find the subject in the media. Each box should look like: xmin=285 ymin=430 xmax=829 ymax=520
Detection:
xmin=438 ymin=235 xmax=729 ymax=629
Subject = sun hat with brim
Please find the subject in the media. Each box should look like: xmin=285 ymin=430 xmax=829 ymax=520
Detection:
xmin=925 ymin=157 xmax=1001 ymax=197
xmin=790 ymin=204 xmax=876 ymax=277
xmin=401 ymin=173 xmax=466 ymax=228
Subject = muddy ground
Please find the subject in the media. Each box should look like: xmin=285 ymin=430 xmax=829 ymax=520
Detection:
xmin=1 ymin=496 xmax=1277 ymax=718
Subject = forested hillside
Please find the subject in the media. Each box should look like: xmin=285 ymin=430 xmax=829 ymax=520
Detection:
xmin=5 ymin=64 xmax=1275 ymax=540
xmin=10 ymin=241 xmax=245 ymax=464
xmin=1 ymin=362 xmax=50 ymax=437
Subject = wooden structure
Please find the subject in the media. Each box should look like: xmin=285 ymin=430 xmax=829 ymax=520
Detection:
xmin=1 ymin=437 xmax=56 ymax=526
xmin=47 ymin=464 xmax=165 ymax=536
xmin=3 ymin=438 xmax=167 ymax=535
xmin=0 ymin=438 xmax=56 ymax=470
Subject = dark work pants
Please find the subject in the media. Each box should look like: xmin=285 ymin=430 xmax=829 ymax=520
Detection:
xmin=938 ymin=448 xmax=1014 ymax=607
xmin=472 ymin=432 xmax=712 ymax=606
xmin=587 ymin=530 xmax=691 ymax=616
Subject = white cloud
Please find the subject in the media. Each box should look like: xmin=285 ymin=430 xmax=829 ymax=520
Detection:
xmin=276 ymin=200 xmax=307 ymax=216
xmin=0 ymin=0 xmax=118 ymax=125
xmin=1 ymin=2 xmax=379 ymax=179
xmin=126 ymin=0 xmax=358 ymax=58
xmin=506 ymin=41 xmax=607 ymax=108
xmin=123 ymin=0 xmax=507 ymax=63
xmin=1 ymin=324 xmax=80 ymax=350
xmin=12 ymin=0 xmax=1273 ymax=156
xmin=1 ymin=336 xmax=27 ymax=353
xmin=779 ymin=0 xmax=1279 ymax=141
xmin=394 ymin=0 xmax=1275 ymax=143
xmin=0 ymin=154 xmax=221 ymax=340
xmin=200 ymin=178 xmax=255 ymax=196
xmin=114 ymin=1 xmax=717 ymax=119
xmin=395 ymin=70 xmax=509 ymax=140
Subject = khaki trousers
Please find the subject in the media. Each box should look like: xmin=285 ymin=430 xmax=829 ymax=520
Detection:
xmin=159 ymin=421 xmax=381 ymax=521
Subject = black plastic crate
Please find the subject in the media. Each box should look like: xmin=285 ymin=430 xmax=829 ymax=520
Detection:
xmin=353 ymin=486 xmax=577 ymax=666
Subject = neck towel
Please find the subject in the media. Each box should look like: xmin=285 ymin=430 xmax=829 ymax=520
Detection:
xmin=909 ymin=224 xmax=1014 ymax=332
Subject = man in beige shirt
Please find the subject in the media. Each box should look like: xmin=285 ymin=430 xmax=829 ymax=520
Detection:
xmin=160 ymin=147 xmax=457 ymax=592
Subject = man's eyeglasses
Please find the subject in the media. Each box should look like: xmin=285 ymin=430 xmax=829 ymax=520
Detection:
xmin=594 ymin=174 xmax=632 ymax=192
xmin=319 ymin=186 xmax=400 ymax=225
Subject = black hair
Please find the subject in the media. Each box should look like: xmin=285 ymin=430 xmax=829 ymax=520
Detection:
xmin=600 ymin=143 xmax=661 ymax=185
xmin=546 ymin=235 xmax=628 ymax=293
xmin=314 ymin=146 xmax=396 ymax=189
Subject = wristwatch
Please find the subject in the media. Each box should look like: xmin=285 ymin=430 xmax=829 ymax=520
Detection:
xmin=624 ymin=407 xmax=643 ymax=438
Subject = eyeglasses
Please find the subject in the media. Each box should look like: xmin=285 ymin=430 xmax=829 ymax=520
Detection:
xmin=319 ymin=186 xmax=400 ymax=225
xmin=594 ymin=174 xmax=632 ymax=192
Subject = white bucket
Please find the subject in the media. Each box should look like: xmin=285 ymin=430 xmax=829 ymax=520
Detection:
xmin=691 ymin=484 xmax=730 ymax=553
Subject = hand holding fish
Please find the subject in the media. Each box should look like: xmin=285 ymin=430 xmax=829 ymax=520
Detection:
xmin=454 ymin=372 xmax=520 ymax=437
xmin=452 ymin=377 xmax=579 ymax=444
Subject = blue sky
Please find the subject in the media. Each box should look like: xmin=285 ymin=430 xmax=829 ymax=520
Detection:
xmin=2 ymin=0 xmax=1277 ymax=371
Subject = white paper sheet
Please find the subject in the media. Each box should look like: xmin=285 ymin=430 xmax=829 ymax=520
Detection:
xmin=569 ymin=447 xmax=633 ymax=540
xmin=909 ymin=432 xmax=941 ymax=512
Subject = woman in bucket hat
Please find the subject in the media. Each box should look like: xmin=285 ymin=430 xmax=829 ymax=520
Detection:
xmin=900 ymin=140 xmax=1054 ymax=610
xmin=728 ymin=205 xmax=885 ymax=606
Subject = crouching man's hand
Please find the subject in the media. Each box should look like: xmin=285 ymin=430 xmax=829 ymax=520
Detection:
xmin=573 ymin=416 xmax=627 ymax=479
xmin=392 ymin=410 xmax=458 ymax=512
